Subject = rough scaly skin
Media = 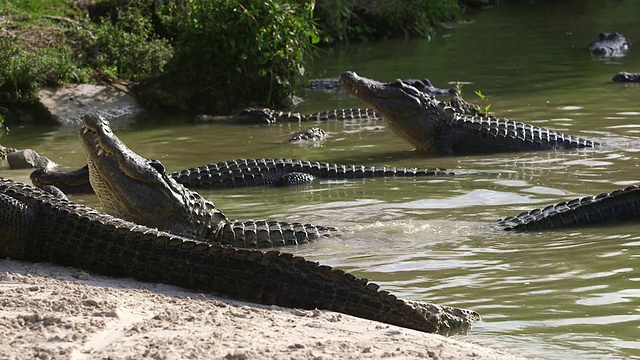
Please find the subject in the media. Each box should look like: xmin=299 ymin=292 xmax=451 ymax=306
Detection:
xmin=79 ymin=114 xmax=336 ymax=248
xmin=306 ymin=77 xmax=456 ymax=96
xmin=340 ymin=71 xmax=599 ymax=155
xmin=31 ymin=158 xmax=458 ymax=194
xmin=499 ymin=185 xmax=640 ymax=231
xmin=0 ymin=177 xmax=480 ymax=335
xmin=194 ymin=108 xmax=384 ymax=125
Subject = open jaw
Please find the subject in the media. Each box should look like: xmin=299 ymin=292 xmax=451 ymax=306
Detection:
xmin=78 ymin=114 xmax=190 ymax=229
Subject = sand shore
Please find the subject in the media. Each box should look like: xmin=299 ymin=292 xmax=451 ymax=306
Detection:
xmin=0 ymin=259 xmax=527 ymax=359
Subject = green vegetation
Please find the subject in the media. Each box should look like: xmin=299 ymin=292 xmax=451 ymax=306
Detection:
xmin=74 ymin=8 xmax=173 ymax=82
xmin=136 ymin=0 xmax=318 ymax=112
xmin=0 ymin=0 xmax=463 ymax=116
xmin=474 ymin=90 xmax=491 ymax=116
xmin=454 ymin=81 xmax=492 ymax=116
xmin=314 ymin=0 xmax=462 ymax=43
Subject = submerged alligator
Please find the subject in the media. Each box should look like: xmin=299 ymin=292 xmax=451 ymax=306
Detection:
xmin=498 ymin=185 xmax=640 ymax=230
xmin=588 ymin=32 xmax=629 ymax=57
xmin=31 ymin=153 xmax=459 ymax=196
xmin=287 ymin=126 xmax=328 ymax=143
xmin=194 ymin=107 xmax=383 ymax=125
xmin=0 ymin=177 xmax=479 ymax=335
xmin=340 ymin=71 xmax=599 ymax=155
xmin=32 ymin=158 xmax=456 ymax=194
xmin=307 ymin=77 xmax=456 ymax=96
xmin=612 ymin=71 xmax=640 ymax=83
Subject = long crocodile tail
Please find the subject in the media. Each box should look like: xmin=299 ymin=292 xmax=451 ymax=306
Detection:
xmin=498 ymin=185 xmax=640 ymax=230
xmin=0 ymin=177 xmax=478 ymax=335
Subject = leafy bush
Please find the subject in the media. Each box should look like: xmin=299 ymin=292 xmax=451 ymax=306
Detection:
xmin=137 ymin=0 xmax=318 ymax=113
xmin=76 ymin=7 xmax=173 ymax=81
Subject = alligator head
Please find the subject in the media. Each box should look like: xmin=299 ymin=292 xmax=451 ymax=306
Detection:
xmin=339 ymin=71 xmax=455 ymax=153
xmin=79 ymin=114 xmax=227 ymax=238
xmin=612 ymin=71 xmax=640 ymax=83
xmin=589 ymin=32 xmax=629 ymax=57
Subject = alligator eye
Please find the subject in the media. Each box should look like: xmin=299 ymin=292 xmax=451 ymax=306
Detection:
xmin=148 ymin=159 xmax=166 ymax=173
xmin=399 ymin=82 xmax=422 ymax=97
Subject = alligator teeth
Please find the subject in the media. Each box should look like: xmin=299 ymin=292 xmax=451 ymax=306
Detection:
xmin=97 ymin=148 xmax=104 ymax=156
xmin=82 ymin=127 xmax=88 ymax=134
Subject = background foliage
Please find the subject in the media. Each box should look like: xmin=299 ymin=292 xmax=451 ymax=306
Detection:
xmin=0 ymin=0 xmax=463 ymax=114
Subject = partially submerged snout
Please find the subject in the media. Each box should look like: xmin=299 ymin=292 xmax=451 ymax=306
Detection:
xmin=588 ymin=32 xmax=629 ymax=57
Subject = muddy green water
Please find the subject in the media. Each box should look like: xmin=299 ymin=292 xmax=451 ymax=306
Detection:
xmin=2 ymin=0 xmax=640 ymax=358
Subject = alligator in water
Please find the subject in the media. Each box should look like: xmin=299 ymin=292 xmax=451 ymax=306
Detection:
xmin=588 ymin=32 xmax=629 ymax=57
xmin=287 ymin=126 xmax=327 ymax=143
xmin=498 ymin=185 xmax=640 ymax=230
xmin=194 ymin=108 xmax=383 ymax=125
xmin=43 ymin=113 xmax=638 ymax=248
xmin=612 ymin=71 xmax=640 ymax=83
xmin=339 ymin=71 xmax=599 ymax=155
xmin=32 ymin=158 xmax=458 ymax=194
xmin=31 ymin=155 xmax=460 ymax=196
xmin=0 ymin=176 xmax=480 ymax=335
xmin=307 ymin=77 xmax=456 ymax=96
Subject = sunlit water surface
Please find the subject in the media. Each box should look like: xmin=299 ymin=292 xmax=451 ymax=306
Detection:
xmin=3 ymin=1 xmax=640 ymax=358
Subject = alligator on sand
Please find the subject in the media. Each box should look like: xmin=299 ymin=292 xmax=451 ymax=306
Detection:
xmin=0 ymin=176 xmax=479 ymax=335
xmin=339 ymin=71 xmax=599 ymax=155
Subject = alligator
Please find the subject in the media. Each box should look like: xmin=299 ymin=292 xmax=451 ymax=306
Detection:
xmin=498 ymin=185 xmax=640 ymax=230
xmin=307 ymin=76 xmax=456 ymax=96
xmin=0 ymin=176 xmax=480 ymax=335
xmin=31 ymin=158 xmax=458 ymax=195
xmin=194 ymin=107 xmax=383 ymax=125
xmin=79 ymin=114 xmax=342 ymax=248
xmin=589 ymin=32 xmax=629 ymax=57
xmin=339 ymin=71 xmax=599 ymax=155
xmin=287 ymin=126 xmax=327 ymax=143
xmin=612 ymin=71 xmax=640 ymax=83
